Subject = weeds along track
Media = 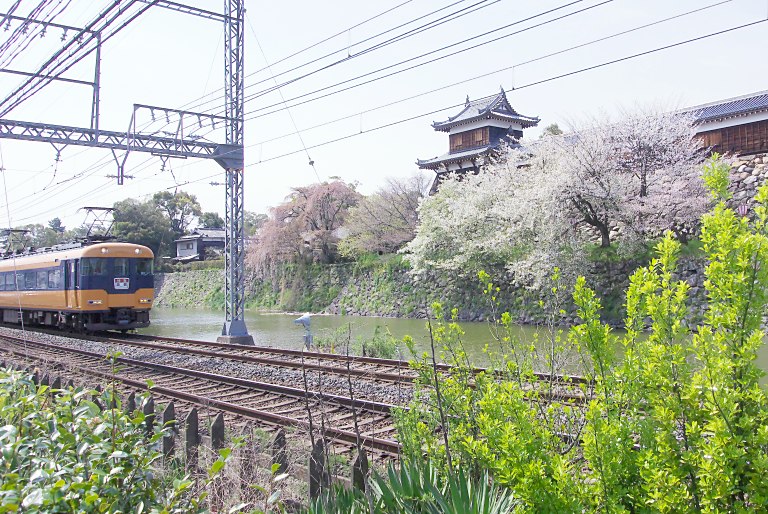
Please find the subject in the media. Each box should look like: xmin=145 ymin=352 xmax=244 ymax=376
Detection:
xmin=0 ymin=332 xmax=401 ymax=459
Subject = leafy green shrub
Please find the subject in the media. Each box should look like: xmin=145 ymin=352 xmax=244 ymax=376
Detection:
xmin=0 ymin=370 xmax=220 ymax=512
xmin=356 ymin=326 xmax=398 ymax=359
xmin=395 ymin=156 xmax=768 ymax=511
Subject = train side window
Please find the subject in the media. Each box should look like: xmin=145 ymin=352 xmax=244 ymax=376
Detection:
xmin=0 ymin=274 xmax=5 ymax=291
xmin=48 ymin=269 xmax=60 ymax=289
xmin=114 ymin=258 xmax=129 ymax=276
xmin=13 ymin=272 xmax=21 ymax=290
xmin=24 ymin=272 xmax=35 ymax=290
xmin=37 ymin=271 xmax=47 ymax=289
xmin=6 ymin=274 xmax=15 ymax=290
xmin=136 ymin=258 xmax=153 ymax=276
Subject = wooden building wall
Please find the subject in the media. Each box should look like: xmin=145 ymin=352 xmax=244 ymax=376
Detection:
xmin=698 ymin=119 xmax=768 ymax=155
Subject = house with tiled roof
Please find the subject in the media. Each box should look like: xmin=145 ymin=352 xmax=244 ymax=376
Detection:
xmin=686 ymin=90 xmax=768 ymax=155
xmin=417 ymin=88 xmax=539 ymax=193
xmin=174 ymin=228 xmax=225 ymax=262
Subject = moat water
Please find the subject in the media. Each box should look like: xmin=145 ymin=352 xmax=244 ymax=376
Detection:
xmin=139 ymin=308 xmax=768 ymax=377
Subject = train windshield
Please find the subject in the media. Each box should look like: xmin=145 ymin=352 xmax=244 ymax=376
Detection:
xmin=136 ymin=258 xmax=153 ymax=276
xmin=81 ymin=258 xmax=109 ymax=276
xmin=114 ymin=258 xmax=129 ymax=277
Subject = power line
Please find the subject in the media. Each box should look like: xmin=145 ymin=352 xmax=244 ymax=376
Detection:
xmin=5 ymin=4 xmax=760 ymax=223
xmin=246 ymin=13 xmax=321 ymax=181
xmin=238 ymin=17 xmax=768 ymax=167
xmin=174 ymin=0 xmax=421 ymax=113
xmin=27 ymin=5 xmax=759 ymax=212
xmin=184 ymin=0 xmax=499 ymax=115
xmin=239 ymin=0 xmax=613 ymax=121
xmin=243 ymin=0 xmax=735 ymax=150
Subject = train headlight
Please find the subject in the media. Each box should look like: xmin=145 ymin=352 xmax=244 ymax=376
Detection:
xmin=135 ymin=248 xmax=141 ymax=254
xmin=101 ymin=248 xmax=108 ymax=254
xmin=139 ymin=298 xmax=152 ymax=304
xmin=88 ymin=300 xmax=103 ymax=305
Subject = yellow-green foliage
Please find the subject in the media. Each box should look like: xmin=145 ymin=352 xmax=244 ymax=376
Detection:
xmin=396 ymin=156 xmax=768 ymax=512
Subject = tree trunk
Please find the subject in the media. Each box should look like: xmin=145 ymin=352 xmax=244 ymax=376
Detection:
xmin=598 ymin=223 xmax=611 ymax=247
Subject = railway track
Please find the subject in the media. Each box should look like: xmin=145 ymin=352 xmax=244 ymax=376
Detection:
xmin=0 ymin=333 xmax=402 ymax=459
xmin=0 ymin=326 xmax=591 ymax=406
xmin=100 ymin=333 xmax=417 ymax=385
xmin=102 ymin=332 xmax=590 ymax=386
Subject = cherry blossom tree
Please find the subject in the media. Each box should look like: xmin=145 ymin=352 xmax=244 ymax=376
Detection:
xmin=404 ymin=109 xmax=709 ymax=287
xmin=339 ymin=174 xmax=430 ymax=257
xmin=248 ymin=180 xmax=361 ymax=274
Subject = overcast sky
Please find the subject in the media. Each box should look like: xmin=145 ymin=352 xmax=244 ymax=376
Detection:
xmin=0 ymin=0 xmax=766 ymax=231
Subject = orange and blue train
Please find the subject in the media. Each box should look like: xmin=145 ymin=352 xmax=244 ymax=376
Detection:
xmin=0 ymin=242 xmax=154 ymax=331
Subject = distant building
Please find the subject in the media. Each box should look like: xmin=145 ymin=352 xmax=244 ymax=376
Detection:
xmin=687 ymin=90 xmax=768 ymax=155
xmin=417 ymin=87 xmax=539 ymax=193
xmin=174 ymin=228 xmax=225 ymax=262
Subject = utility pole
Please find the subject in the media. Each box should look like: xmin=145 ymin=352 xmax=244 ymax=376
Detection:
xmin=218 ymin=0 xmax=253 ymax=345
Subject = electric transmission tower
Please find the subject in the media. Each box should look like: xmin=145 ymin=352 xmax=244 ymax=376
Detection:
xmin=0 ymin=0 xmax=254 ymax=344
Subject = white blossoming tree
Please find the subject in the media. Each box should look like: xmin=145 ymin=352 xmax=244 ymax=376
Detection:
xmin=404 ymin=109 xmax=710 ymax=287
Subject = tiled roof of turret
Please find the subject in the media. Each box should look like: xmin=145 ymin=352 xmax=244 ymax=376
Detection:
xmin=432 ymin=88 xmax=539 ymax=131
xmin=416 ymin=145 xmax=496 ymax=169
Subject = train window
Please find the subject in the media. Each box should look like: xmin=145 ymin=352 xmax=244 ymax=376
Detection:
xmin=114 ymin=258 xmax=129 ymax=276
xmin=6 ymin=274 xmax=15 ymax=290
xmin=81 ymin=258 xmax=108 ymax=276
xmin=24 ymin=272 xmax=35 ymax=290
xmin=11 ymin=273 xmax=20 ymax=290
xmin=0 ymin=274 xmax=5 ymax=291
xmin=48 ymin=269 xmax=60 ymax=289
xmin=36 ymin=271 xmax=46 ymax=289
xmin=136 ymin=259 xmax=153 ymax=276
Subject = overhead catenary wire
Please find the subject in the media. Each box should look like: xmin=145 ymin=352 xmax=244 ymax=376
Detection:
xmin=246 ymin=13 xmax=321 ymax=182
xmin=237 ymin=0 xmax=615 ymax=122
xmin=242 ymin=0 xmax=738 ymax=149
xmin=3 ymin=2 xmax=760 ymax=224
xmin=235 ymin=17 xmax=768 ymax=167
xmin=184 ymin=0 xmax=500 ymax=115
xmin=176 ymin=0 xmax=428 ymax=112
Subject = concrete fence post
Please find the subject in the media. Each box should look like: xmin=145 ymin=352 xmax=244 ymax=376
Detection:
xmin=211 ymin=412 xmax=225 ymax=450
xmin=143 ymin=397 xmax=155 ymax=437
xmin=309 ymin=439 xmax=330 ymax=500
xmin=185 ymin=408 xmax=200 ymax=470
xmin=162 ymin=402 xmax=177 ymax=459
xmin=125 ymin=391 xmax=136 ymax=414
xmin=352 ymin=448 xmax=369 ymax=492
xmin=272 ymin=428 xmax=288 ymax=475
xmin=92 ymin=385 xmax=103 ymax=411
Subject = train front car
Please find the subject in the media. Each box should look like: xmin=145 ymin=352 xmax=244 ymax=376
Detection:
xmin=0 ymin=242 xmax=154 ymax=332
xmin=76 ymin=243 xmax=155 ymax=331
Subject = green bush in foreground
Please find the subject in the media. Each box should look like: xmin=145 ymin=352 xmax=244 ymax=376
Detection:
xmin=395 ymin=156 xmax=768 ymax=512
xmin=0 ymin=371 xmax=219 ymax=513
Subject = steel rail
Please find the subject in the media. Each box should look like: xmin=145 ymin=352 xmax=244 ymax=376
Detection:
xmin=96 ymin=334 xmax=415 ymax=384
xmin=126 ymin=333 xmax=590 ymax=385
xmin=0 ymin=334 xmax=402 ymax=456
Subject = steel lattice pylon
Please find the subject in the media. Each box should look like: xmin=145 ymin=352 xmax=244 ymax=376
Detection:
xmin=219 ymin=0 xmax=253 ymax=344
xmin=0 ymin=1 xmax=253 ymax=343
